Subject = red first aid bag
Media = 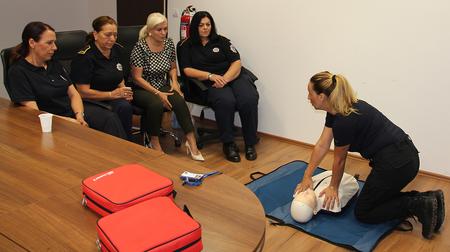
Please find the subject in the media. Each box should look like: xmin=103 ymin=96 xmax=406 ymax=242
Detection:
xmin=82 ymin=164 xmax=174 ymax=216
xmin=97 ymin=197 xmax=203 ymax=252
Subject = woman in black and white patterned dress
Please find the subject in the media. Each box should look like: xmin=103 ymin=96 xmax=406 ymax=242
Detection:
xmin=130 ymin=12 xmax=204 ymax=161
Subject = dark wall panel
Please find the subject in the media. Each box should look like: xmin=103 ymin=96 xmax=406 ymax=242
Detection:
xmin=117 ymin=0 xmax=166 ymax=26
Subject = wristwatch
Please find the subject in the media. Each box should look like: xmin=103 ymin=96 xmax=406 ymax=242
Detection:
xmin=207 ymin=73 xmax=213 ymax=80
xmin=75 ymin=111 xmax=85 ymax=118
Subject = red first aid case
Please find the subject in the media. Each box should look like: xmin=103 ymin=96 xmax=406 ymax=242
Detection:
xmin=82 ymin=164 xmax=174 ymax=216
xmin=97 ymin=197 xmax=203 ymax=252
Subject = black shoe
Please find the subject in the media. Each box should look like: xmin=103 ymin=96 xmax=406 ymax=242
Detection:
xmin=423 ymin=190 xmax=445 ymax=232
xmin=223 ymin=142 xmax=240 ymax=162
xmin=245 ymin=145 xmax=257 ymax=161
xmin=407 ymin=195 xmax=437 ymax=239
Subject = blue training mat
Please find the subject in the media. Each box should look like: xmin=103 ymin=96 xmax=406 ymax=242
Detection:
xmin=246 ymin=160 xmax=401 ymax=252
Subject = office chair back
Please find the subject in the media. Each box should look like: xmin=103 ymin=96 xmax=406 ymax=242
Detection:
xmin=1 ymin=47 xmax=15 ymax=99
xmin=53 ymin=30 xmax=88 ymax=73
xmin=117 ymin=25 xmax=142 ymax=85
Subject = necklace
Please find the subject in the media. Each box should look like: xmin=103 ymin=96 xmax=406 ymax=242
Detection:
xmin=146 ymin=37 xmax=164 ymax=52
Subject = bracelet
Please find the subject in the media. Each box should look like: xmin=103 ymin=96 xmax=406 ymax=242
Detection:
xmin=75 ymin=111 xmax=85 ymax=117
xmin=109 ymin=91 xmax=112 ymax=97
xmin=207 ymin=73 xmax=213 ymax=80
xmin=154 ymin=90 xmax=160 ymax=95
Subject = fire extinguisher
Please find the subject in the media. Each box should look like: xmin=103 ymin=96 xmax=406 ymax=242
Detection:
xmin=180 ymin=5 xmax=196 ymax=40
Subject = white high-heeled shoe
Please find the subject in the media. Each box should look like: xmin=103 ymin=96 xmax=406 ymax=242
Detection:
xmin=185 ymin=142 xmax=205 ymax=161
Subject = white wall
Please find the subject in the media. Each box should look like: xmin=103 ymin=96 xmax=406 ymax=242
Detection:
xmin=168 ymin=0 xmax=450 ymax=176
xmin=0 ymin=0 xmax=116 ymax=98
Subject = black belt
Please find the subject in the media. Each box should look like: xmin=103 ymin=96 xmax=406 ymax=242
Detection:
xmin=369 ymin=136 xmax=415 ymax=162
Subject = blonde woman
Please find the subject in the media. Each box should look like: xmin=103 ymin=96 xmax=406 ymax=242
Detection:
xmin=295 ymin=71 xmax=444 ymax=239
xmin=130 ymin=13 xmax=203 ymax=161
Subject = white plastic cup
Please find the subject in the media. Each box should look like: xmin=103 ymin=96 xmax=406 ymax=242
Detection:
xmin=38 ymin=113 xmax=53 ymax=133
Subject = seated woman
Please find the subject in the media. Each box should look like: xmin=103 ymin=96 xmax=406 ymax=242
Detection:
xmin=8 ymin=21 xmax=127 ymax=139
xmin=70 ymin=16 xmax=133 ymax=140
xmin=178 ymin=11 xmax=259 ymax=163
xmin=295 ymin=71 xmax=445 ymax=239
xmin=130 ymin=12 xmax=204 ymax=161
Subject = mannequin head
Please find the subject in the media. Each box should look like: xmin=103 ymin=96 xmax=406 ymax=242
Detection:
xmin=291 ymin=188 xmax=317 ymax=223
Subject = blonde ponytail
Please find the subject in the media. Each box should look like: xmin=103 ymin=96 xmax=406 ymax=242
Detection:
xmin=138 ymin=25 xmax=148 ymax=40
xmin=310 ymin=71 xmax=358 ymax=116
xmin=139 ymin=13 xmax=167 ymax=40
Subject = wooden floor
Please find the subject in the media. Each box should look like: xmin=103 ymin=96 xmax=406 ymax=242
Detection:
xmin=145 ymin=125 xmax=450 ymax=252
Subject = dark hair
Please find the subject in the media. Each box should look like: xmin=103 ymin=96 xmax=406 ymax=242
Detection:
xmin=188 ymin=11 xmax=218 ymax=44
xmin=85 ymin=16 xmax=117 ymax=45
xmin=10 ymin=21 xmax=55 ymax=63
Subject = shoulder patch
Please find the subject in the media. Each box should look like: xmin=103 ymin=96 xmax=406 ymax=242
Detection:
xmin=77 ymin=45 xmax=91 ymax=55
xmin=230 ymin=44 xmax=237 ymax=53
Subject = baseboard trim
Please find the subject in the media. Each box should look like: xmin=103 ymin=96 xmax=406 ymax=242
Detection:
xmin=193 ymin=116 xmax=450 ymax=181
xmin=258 ymin=131 xmax=450 ymax=181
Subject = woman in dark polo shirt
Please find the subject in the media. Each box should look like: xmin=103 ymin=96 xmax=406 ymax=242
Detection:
xmin=178 ymin=11 xmax=259 ymax=163
xmin=8 ymin=21 xmax=126 ymax=139
xmin=70 ymin=16 xmax=133 ymax=140
xmin=294 ymin=71 xmax=444 ymax=239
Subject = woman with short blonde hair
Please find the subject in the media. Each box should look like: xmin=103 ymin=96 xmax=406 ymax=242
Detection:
xmin=130 ymin=13 xmax=203 ymax=161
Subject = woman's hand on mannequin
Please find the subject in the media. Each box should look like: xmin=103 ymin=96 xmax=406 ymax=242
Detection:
xmin=319 ymin=186 xmax=339 ymax=210
xmin=294 ymin=176 xmax=314 ymax=196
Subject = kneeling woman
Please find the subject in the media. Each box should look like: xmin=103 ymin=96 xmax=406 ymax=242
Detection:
xmin=295 ymin=71 xmax=444 ymax=239
xmin=8 ymin=22 xmax=127 ymax=139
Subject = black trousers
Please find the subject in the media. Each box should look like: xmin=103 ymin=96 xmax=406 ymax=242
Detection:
xmin=83 ymin=102 xmax=128 ymax=140
xmin=207 ymin=72 xmax=259 ymax=146
xmin=133 ymin=85 xmax=194 ymax=136
xmin=354 ymin=138 xmax=420 ymax=223
xmin=101 ymin=99 xmax=133 ymax=139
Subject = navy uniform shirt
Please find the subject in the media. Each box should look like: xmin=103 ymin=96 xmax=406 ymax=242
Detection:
xmin=8 ymin=58 xmax=74 ymax=117
xmin=325 ymin=100 xmax=407 ymax=159
xmin=70 ymin=43 xmax=124 ymax=91
xmin=178 ymin=35 xmax=240 ymax=76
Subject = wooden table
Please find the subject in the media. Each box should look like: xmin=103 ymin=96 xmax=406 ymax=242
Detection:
xmin=0 ymin=98 xmax=266 ymax=251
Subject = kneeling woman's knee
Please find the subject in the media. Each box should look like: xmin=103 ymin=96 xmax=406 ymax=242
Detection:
xmin=354 ymin=204 xmax=373 ymax=223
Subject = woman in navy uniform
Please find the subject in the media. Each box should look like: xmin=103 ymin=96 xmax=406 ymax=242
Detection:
xmin=130 ymin=13 xmax=204 ymax=161
xmin=295 ymin=71 xmax=444 ymax=239
xmin=8 ymin=21 xmax=126 ymax=139
xmin=178 ymin=11 xmax=259 ymax=163
xmin=71 ymin=16 xmax=133 ymax=140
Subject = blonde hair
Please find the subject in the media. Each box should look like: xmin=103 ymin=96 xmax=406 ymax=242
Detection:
xmin=310 ymin=71 xmax=358 ymax=116
xmin=139 ymin=12 xmax=167 ymax=40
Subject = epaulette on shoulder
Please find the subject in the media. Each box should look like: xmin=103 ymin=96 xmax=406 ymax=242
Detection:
xmin=78 ymin=45 xmax=91 ymax=55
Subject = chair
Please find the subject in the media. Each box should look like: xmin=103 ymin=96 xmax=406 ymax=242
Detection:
xmin=54 ymin=30 xmax=88 ymax=73
xmin=117 ymin=25 xmax=181 ymax=147
xmin=176 ymin=40 xmax=258 ymax=149
xmin=1 ymin=47 xmax=15 ymax=99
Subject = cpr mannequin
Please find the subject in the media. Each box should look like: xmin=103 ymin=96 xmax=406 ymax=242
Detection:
xmin=291 ymin=171 xmax=359 ymax=223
